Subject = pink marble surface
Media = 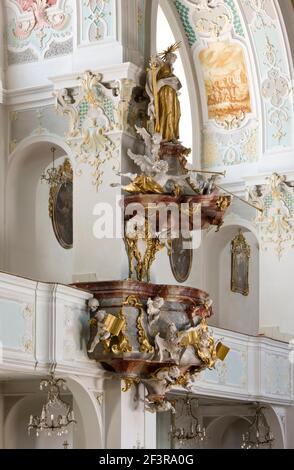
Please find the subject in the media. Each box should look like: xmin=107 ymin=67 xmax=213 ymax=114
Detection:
xmin=17 ymin=0 xmax=57 ymax=12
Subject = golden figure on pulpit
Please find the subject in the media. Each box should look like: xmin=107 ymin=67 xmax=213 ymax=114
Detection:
xmin=146 ymin=43 xmax=182 ymax=142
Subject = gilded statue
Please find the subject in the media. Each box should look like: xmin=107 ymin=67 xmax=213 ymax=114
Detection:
xmin=146 ymin=43 xmax=182 ymax=142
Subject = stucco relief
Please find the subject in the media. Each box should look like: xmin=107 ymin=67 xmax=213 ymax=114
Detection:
xmin=248 ymin=173 xmax=294 ymax=259
xmin=264 ymin=354 xmax=291 ymax=397
xmin=261 ymin=37 xmax=291 ymax=144
xmin=173 ymin=0 xmax=257 ymax=168
xmin=21 ymin=304 xmax=34 ymax=354
xmin=187 ymin=0 xmax=233 ymax=37
xmin=243 ymin=0 xmax=275 ymax=31
xmin=242 ymin=0 xmax=293 ymax=150
xmin=172 ymin=0 xmax=293 ymax=167
xmin=9 ymin=105 xmax=68 ymax=152
xmin=202 ymin=124 xmax=258 ymax=167
xmin=80 ymin=0 xmax=115 ymax=44
xmin=199 ymin=348 xmax=247 ymax=389
xmin=6 ymin=0 xmax=73 ymax=63
xmin=54 ymin=71 xmax=146 ymax=189
xmin=63 ymin=305 xmax=89 ymax=362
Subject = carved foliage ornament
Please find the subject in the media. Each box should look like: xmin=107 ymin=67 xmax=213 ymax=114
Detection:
xmin=245 ymin=0 xmax=275 ymax=31
xmin=248 ymin=173 xmax=294 ymax=259
xmin=81 ymin=0 xmax=114 ymax=44
xmin=7 ymin=0 xmax=73 ymax=60
xmin=55 ymin=71 xmax=146 ymax=190
xmin=261 ymin=37 xmax=290 ymax=144
xmin=186 ymin=0 xmax=232 ymax=38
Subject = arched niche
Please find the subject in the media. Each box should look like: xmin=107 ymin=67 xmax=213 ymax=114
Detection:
xmin=149 ymin=0 xmax=201 ymax=166
xmin=3 ymin=376 xmax=103 ymax=449
xmin=203 ymin=223 xmax=260 ymax=336
xmin=5 ymin=136 xmax=74 ymax=283
xmin=4 ymin=394 xmax=74 ymax=449
xmin=206 ymin=406 xmax=285 ymax=449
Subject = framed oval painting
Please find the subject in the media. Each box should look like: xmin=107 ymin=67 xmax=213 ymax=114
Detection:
xmin=49 ymin=159 xmax=73 ymax=250
xmin=169 ymin=234 xmax=193 ymax=283
xmin=51 ymin=181 xmax=73 ymax=249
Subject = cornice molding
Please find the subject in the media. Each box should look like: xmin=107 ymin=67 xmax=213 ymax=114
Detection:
xmin=1 ymin=62 xmax=144 ymax=109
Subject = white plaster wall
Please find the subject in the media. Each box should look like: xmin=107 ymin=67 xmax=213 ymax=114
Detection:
xmin=0 ymin=388 xmax=4 ymax=449
xmin=104 ymin=380 xmax=156 ymax=449
xmin=260 ymin=248 xmax=294 ymax=338
xmin=219 ymin=230 xmax=259 ymax=335
xmin=0 ymin=105 xmax=8 ymax=270
xmin=6 ymin=142 xmax=74 ymax=283
xmin=286 ymin=406 xmax=294 ymax=449
xmin=204 ymin=225 xmax=259 ymax=335
xmin=4 ymin=394 xmax=74 ymax=449
xmin=73 ymin=140 xmax=126 ymax=283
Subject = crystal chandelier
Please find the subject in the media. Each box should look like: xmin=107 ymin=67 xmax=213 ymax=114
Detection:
xmin=28 ymin=373 xmax=76 ymax=437
xmin=170 ymin=397 xmax=206 ymax=445
xmin=241 ymin=406 xmax=274 ymax=449
xmin=41 ymin=147 xmax=71 ymax=187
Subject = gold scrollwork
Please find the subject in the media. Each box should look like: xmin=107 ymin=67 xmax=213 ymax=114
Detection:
xmin=121 ymin=377 xmax=141 ymax=393
xmin=216 ymin=196 xmax=231 ymax=211
xmin=48 ymin=158 xmax=73 ymax=218
xmin=181 ymin=319 xmax=217 ymax=369
xmin=137 ymin=310 xmax=154 ymax=354
xmin=111 ymin=302 xmax=133 ymax=355
xmin=123 ymin=296 xmax=154 ymax=354
xmin=125 ymin=219 xmax=165 ymax=282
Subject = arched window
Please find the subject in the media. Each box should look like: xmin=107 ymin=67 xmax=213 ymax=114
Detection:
xmin=156 ymin=4 xmax=193 ymax=156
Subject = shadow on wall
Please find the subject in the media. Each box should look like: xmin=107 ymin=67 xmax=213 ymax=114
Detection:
xmin=5 ymin=139 xmax=74 ymax=284
xmin=205 ymin=408 xmax=285 ymax=449
xmin=203 ymin=224 xmax=260 ymax=336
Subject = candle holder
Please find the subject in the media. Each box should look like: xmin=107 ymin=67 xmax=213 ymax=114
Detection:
xmin=28 ymin=373 xmax=76 ymax=437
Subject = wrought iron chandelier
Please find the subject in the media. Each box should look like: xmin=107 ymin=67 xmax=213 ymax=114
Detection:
xmin=41 ymin=147 xmax=70 ymax=187
xmin=28 ymin=373 xmax=76 ymax=437
xmin=170 ymin=397 xmax=206 ymax=445
xmin=241 ymin=406 xmax=274 ymax=449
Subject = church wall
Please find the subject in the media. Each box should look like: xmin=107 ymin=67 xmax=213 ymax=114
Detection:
xmin=6 ymin=142 xmax=74 ymax=283
xmin=0 ymin=0 xmax=294 ymax=451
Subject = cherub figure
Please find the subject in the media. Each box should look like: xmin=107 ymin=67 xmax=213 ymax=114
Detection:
xmin=145 ymin=399 xmax=176 ymax=414
xmin=88 ymin=298 xmax=111 ymax=353
xmin=147 ymin=297 xmax=164 ymax=328
xmin=155 ymin=322 xmax=182 ymax=363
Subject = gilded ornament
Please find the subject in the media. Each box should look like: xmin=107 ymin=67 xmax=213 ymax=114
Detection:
xmin=146 ymin=43 xmax=182 ymax=142
xmin=125 ymin=218 xmax=165 ymax=282
xmin=122 ymin=377 xmax=141 ymax=393
xmin=231 ymin=230 xmax=251 ymax=296
xmin=216 ymin=196 xmax=231 ymax=211
xmin=137 ymin=308 xmax=154 ymax=354
xmin=122 ymin=296 xmax=154 ymax=354
xmin=111 ymin=302 xmax=132 ymax=355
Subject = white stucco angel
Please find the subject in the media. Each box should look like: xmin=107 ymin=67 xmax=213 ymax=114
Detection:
xmin=155 ymin=322 xmax=182 ymax=363
xmin=125 ymin=213 xmax=146 ymax=240
xmin=88 ymin=298 xmax=111 ymax=353
xmin=146 ymin=296 xmax=164 ymax=328
xmin=126 ymin=148 xmax=189 ymax=190
xmin=145 ymin=399 xmax=176 ymax=414
xmin=134 ymin=125 xmax=162 ymax=161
